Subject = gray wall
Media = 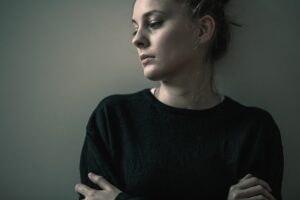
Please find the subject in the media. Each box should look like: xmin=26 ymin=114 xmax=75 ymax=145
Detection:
xmin=0 ymin=0 xmax=299 ymax=199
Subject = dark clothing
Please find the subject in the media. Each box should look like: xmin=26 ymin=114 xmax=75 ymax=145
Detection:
xmin=78 ymin=88 xmax=284 ymax=200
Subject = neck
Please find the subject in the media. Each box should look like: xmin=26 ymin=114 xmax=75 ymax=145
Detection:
xmin=154 ymin=65 xmax=221 ymax=110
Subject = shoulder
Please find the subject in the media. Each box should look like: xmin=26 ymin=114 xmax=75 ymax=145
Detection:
xmin=239 ymin=106 xmax=282 ymax=147
xmin=224 ymin=97 xmax=281 ymax=143
xmin=93 ymin=89 xmax=145 ymax=113
xmin=85 ymin=89 xmax=143 ymax=131
xmin=245 ymin=106 xmax=279 ymax=131
xmin=226 ymin=96 xmax=278 ymax=126
xmin=245 ymin=106 xmax=276 ymax=123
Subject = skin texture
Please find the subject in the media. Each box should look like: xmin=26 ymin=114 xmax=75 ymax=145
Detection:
xmin=131 ymin=0 xmax=222 ymax=110
xmin=227 ymin=174 xmax=276 ymax=200
xmin=75 ymin=172 xmax=122 ymax=200
xmin=75 ymin=0 xmax=276 ymax=199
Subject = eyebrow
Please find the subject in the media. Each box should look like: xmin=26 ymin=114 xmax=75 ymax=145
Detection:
xmin=131 ymin=10 xmax=166 ymax=24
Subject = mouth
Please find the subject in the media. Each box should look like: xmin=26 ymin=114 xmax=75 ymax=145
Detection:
xmin=139 ymin=53 xmax=155 ymax=65
xmin=141 ymin=57 xmax=155 ymax=65
xmin=140 ymin=54 xmax=155 ymax=60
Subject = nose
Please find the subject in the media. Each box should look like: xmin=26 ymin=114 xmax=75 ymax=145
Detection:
xmin=131 ymin=28 xmax=149 ymax=49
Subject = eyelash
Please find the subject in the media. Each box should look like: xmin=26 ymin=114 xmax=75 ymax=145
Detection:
xmin=132 ymin=21 xmax=162 ymax=36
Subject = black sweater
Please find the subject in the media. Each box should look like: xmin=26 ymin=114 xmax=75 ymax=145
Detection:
xmin=78 ymin=88 xmax=284 ymax=200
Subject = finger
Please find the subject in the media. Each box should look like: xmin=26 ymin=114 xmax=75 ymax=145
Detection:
xmin=237 ymin=176 xmax=272 ymax=192
xmin=242 ymin=194 xmax=276 ymax=200
xmin=243 ymin=194 xmax=270 ymax=200
xmin=88 ymin=172 xmax=112 ymax=190
xmin=239 ymin=173 xmax=253 ymax=182
xmin=75 ymin=183 xmax=94 ymax=196
xmin=238 ymin=177 xmax=271 ymax=193
xmin=237 ymin=184 xmax=276 ymax=200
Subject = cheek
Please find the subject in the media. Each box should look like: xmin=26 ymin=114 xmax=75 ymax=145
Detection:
xmin=157 ymin=28 xmax=195 ymax=66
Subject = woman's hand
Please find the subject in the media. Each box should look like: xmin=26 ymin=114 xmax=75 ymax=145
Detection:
xmin=75 ymin=172 xmax=122 ymax=200
xmin=227 ymin=174 xmax=276 ymax=200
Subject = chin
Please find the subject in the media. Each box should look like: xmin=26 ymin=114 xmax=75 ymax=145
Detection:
xmin=143 ymin=66 xmax=162 ymax=81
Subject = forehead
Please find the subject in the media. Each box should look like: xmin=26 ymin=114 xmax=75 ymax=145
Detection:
xmin=131 ymin=0 xmax=183 ymax=22
xmin=133 ymin=0 xmax=170 ymax=11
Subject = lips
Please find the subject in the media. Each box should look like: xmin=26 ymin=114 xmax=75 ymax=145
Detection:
xmin=141 ymin=57 xmax=154 ymax=65
xmin=140 ymin=54 xmax=155 ymax=61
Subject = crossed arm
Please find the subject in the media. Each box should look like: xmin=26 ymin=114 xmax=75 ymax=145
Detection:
xmin=75 ymin=172 xmax=277 ymax=200
xmin=76 ymin=109 xmax=283 ymax=200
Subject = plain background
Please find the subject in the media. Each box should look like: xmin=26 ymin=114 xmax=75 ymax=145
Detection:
xmin=0 ymin=0 xmax=299 ymax=199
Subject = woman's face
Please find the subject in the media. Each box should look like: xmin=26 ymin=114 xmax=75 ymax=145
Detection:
xmin=131 ymin=0 xmax=204 ymax=81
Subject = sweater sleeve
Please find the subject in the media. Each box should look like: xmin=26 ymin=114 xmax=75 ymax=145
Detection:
xmin=237 ymin=110 xmax=284 ymax=200
xmin=78 ymin=103 xmax=148 ymax=200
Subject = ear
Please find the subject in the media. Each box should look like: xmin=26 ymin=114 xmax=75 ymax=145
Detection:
xmin=196 ymin=14 xmax=216 ymax=44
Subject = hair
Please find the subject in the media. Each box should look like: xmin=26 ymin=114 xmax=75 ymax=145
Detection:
xmin=175 ymin=0 xmax=242 ymax=64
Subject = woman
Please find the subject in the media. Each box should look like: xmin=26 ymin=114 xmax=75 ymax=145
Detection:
xmin=75 ymin=0 xmax=284 ymax=199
